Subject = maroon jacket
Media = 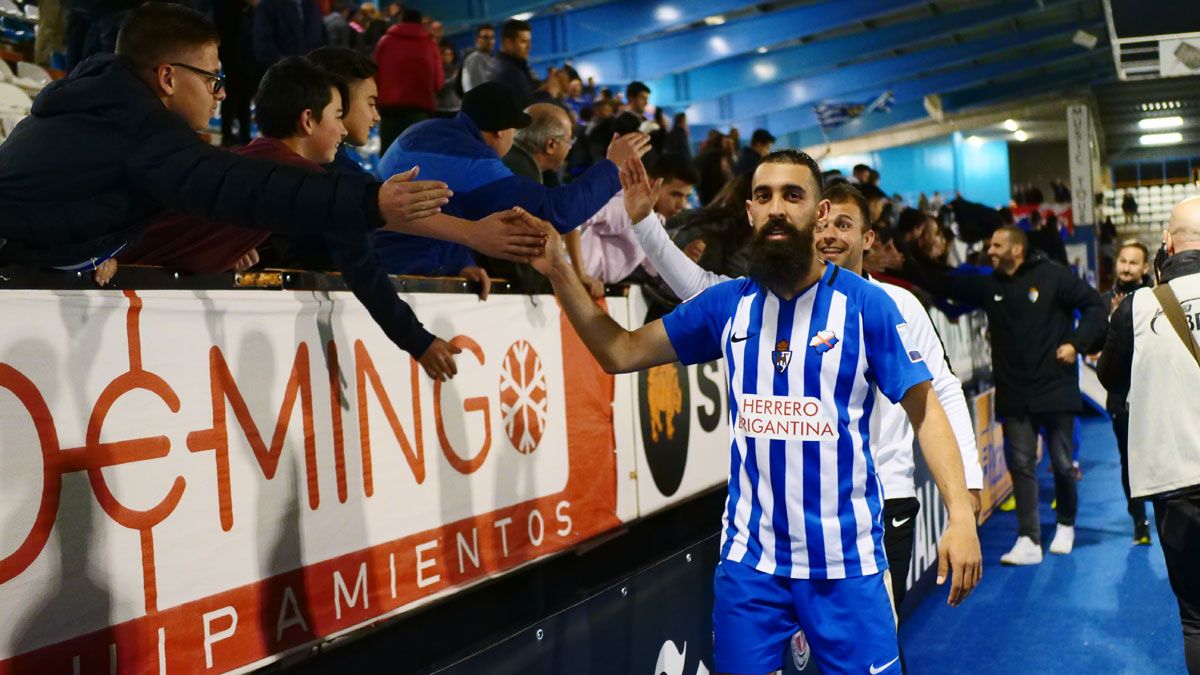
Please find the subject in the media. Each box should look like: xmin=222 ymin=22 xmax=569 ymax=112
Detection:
xmin=120 ymin=138 xmax=318 ymax=273
xmin=374 ymin=23 xmax=443 ymax=112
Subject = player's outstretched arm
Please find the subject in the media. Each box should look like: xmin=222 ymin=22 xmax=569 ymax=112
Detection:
xmin=382 ymin=208 xmax=548 ymax=264
xmin=530 ymin=219 xmax=678 ymax=374
xmin=900 ymin=380 xmax=983 ymax=607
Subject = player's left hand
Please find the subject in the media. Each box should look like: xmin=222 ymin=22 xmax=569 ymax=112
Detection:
xmin=937 ymin=516 xmax=982 ymax=607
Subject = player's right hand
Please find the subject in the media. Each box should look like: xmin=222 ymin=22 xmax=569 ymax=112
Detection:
xmin=379 ymin=166 xmax=452 ymax=225
xmin=937 ymin=518 xmax=982 ymax=607
xmin=529 ymin=221 xmax=568 ymax=277
xmin=418 ymin=338 xmax=462 ymax=381
xmin=472 ymin=207 xmax=548 ymax=263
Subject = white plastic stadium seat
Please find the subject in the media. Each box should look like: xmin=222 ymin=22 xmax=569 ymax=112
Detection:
xmin=15 ymin=62 xmax=50 ymax=88
xmin=0 ymin=60 xmax=43 ymax=95
xmin=0 ymin=82 xmax=32 ymax=114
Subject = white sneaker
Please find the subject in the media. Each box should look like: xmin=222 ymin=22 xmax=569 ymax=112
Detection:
xmin=1049 ymin=524 xmax=1075 ymax=554
xmin=1000 ymin=536 xmax=1043 ymax=565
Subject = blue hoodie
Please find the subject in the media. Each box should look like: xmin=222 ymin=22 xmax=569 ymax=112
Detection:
xmin=374 ymin=112 xmax=621 ymax=275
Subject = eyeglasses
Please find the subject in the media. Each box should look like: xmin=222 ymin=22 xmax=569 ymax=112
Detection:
xmin=169 ymin=62 xmax=226 ymax=95
xmin=552 ymin=134 xmax=576 ymax=148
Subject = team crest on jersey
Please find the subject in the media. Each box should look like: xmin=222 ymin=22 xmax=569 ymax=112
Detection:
xmin=808 ymin=329 xmax=839 ymax=355
xmin=772 ymin=339 xmax=792 ymax=373
xmin=1028 ymin=286 xmax=1039 ymax=303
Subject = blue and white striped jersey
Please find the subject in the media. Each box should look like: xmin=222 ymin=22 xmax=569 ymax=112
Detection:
xmin=662 ymin=262 xmax=933 ymax=579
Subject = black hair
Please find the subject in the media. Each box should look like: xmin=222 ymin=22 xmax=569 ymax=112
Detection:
xmin=116 ymin=2 xmax=219 ymax=70
xmin=305 ymin=47 xmax=377 ymax=114
xmin=824 ymin=183 xmax=871 ymax=231
xmin=626 ymin=80 xmax=651 ymax=100
xmin=400 ymin=8 xmax=422 ymax=23
xmin=502 ymin=18 xmax=532 ymax=40
xmin=613 ymin=111 xmax=643 ymax=135
xmin=852 ymin=163 xmax=871 ymax=174
xmin=759 ymin=149 xmax=823 ymax=198
xmin=650 ymin=154 xmax=701 ymax=186
xmin=306 ymin=45 xmax=377 ymax=82
xmin=474 ymin=23 xmax=494 ymax=36
xmin=256 ymin=57 xmax=344 ymax=139
xmin=895 ymin=208 xmax=931 ymax=238
xmin=673 ymin=111 xmax=687 ymax=124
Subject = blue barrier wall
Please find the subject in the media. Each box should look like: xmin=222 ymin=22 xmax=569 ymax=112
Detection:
xmin=823 ymin=132 xmax=1011 ymax=209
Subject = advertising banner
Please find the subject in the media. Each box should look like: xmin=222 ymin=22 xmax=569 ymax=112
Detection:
xmin=0 ymin=288 xmax=630 ymax=674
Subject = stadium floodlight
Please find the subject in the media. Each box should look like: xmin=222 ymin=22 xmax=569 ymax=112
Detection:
xmin=1140 ymin=132 xmax=1183 ymax=146
xmin=1138 ymin=116 xmax=1184 ymax=130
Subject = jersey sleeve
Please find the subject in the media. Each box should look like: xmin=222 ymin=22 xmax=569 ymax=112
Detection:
xmin=860 ymin=286 xmax=933 ymax=403
xmin=660 ymin=281 xmax=734 ymax=365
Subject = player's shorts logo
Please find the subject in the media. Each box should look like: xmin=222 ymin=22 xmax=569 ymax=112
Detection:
xmin=773 ymin=339 xmax=793 ymax=373
xmin=638 ymin=362 xmax=691 ymax=497
xmin=498 ymin=339 xmax=548 ymax=454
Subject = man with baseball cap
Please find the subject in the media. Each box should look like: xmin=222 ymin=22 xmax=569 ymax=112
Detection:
xmin=374 ymin=81 xmax=649 ymax=276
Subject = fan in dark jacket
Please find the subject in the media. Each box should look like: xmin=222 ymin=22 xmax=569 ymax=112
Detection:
xmin=252 ymin=0 xmax=327 ymax=69
xmin=1096 ymin=240 xmax=1154 ymax=544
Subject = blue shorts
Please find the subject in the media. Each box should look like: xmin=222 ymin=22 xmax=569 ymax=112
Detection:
xmin=712 ymin=561 xmax=899 ymax=675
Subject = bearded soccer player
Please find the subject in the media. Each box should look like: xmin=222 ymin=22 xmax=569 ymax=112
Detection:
xmin=530 ymin=150 xmax=982 ymax=675
xmin=624 ymin=168 xmax=982 ymax=671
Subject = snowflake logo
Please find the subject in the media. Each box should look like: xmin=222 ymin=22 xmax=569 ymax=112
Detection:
xmin=498 ymin=340 xmax=549 ymax=454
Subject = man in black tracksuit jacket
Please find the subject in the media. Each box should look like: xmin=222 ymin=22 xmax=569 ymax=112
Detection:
xmin=908 ymin=225 xmax=1106 ymax=564
xmin=1098 ymin=240 xmax=1153 ymax=543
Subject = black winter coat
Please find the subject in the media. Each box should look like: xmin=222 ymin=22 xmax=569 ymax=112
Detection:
xmin=912 ymin=252 xmax=1107 ymax=416
xmin=0 ymin=54 xmax=382 ymax=267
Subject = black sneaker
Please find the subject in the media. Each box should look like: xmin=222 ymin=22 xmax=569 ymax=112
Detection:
xmin=1133 ymin=521 xmax=1151 ymax=546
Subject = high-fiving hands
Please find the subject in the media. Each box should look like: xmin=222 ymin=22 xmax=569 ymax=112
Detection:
xmin=528 ymin=219 xmax=568 ymax=277
xmin=379 ymin=166 xmax=453 ymax=225
xmin=607 ymin=132 xmax=652 ymax=172
xmin=618 ymin=156 xmax=662 ymax=224
xmin=472 ymin=207 xmax=548 ymax=263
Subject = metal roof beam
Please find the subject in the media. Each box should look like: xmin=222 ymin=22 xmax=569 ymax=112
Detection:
xmin=686 ymin=22 xmax=1100 ymax=127
xmin=649 ymin=0 xmax=1082 ymax=108
xmin=541 ymin=0 xmax=924 ymax=85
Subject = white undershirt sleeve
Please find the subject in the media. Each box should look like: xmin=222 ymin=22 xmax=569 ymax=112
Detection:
xmin=898 ymin=289 xmax=985 ymax=491
xmin=631 ymin=214 xmax=732 ymax=300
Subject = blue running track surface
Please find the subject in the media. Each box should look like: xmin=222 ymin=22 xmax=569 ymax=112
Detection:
xmin=900 ymin=416 xmax=1186 ymax=674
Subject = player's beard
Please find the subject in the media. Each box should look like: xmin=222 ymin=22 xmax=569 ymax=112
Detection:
xmin=747 ymin=216 xmax=817 ymax=294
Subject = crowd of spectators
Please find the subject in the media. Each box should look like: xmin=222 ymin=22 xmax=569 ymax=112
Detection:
xmin=4 ymin=0 xmax=1100 ymax=376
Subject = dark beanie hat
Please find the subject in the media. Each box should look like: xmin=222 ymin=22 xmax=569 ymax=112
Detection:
xmin=461 ymin=81 xmax=533 ymax=132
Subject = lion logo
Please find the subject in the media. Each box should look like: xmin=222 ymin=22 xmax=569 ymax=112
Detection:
xmin=638 ymin=362 xmax=692 ymax=498
xmin=646 ymin=364 xmax=684 ymax=442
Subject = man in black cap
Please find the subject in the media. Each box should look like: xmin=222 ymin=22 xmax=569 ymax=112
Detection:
xmin=734 ymin=127 xmax=775 ymax=176
xmin=374 ymin=81 xmax=649 ymax=276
